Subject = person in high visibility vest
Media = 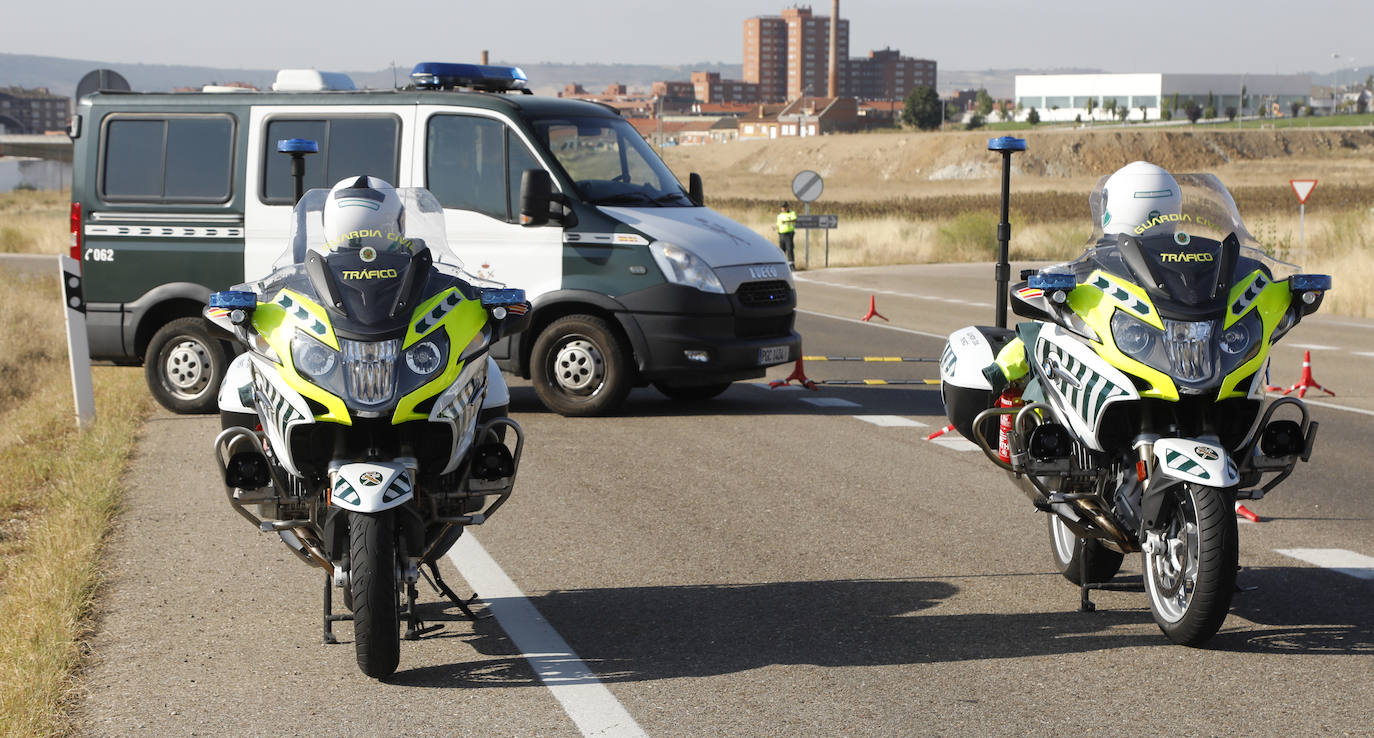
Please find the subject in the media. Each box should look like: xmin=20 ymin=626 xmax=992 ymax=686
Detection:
xmin=776 ymin=202 xmax=797 ymax=268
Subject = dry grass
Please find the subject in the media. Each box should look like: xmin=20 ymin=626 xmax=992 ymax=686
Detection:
xmin=0 ymin=272 xmax=151 ymax=737
xmin=0 ymin=190 xmax=67 ymax=256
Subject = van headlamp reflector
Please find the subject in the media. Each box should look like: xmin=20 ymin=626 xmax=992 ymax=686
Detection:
xmin=649 ymin=241 xmax=725 ymax=294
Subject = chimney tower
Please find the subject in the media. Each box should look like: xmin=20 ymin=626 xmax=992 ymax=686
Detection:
xmin=828 ymin=0 xmax=839 ymax=97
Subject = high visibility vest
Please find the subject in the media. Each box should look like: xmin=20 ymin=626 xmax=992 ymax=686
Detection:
xmin=777 ymin=210 xmax=797 ymax=234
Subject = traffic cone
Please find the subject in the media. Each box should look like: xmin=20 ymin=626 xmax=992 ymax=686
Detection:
xmin=860 ymin=294 xmax=888 ymax=322
xmin=1280 ymin=350 xmax=1335 ymax=398
xmin=769 ymin=358 xmax=819 ymax=390
xmin=1235 ymin=501 xmax=1261 ymax=523
xmin=925 ymin=424 xmax=955 ymax=440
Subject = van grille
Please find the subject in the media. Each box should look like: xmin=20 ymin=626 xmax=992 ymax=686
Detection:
xmin=737 ymin=280 xmax=791 ymax=307
xmin=736 ymin=314 xmax=794 ymax=339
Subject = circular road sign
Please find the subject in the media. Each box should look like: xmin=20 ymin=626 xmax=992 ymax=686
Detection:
xmin=792 ymin=170 xmax=824 ymax=203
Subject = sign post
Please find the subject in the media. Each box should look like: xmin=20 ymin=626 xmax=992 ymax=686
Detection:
xmin=1290 ymin=179 xmax=1317 ymax=249
xmin=59 ymin=256 xmax=96 ymax=429
xmin=794 ymin=214 xmax=840 ymax=266
xmin=792 ymin=170 xmax=823 ymax=268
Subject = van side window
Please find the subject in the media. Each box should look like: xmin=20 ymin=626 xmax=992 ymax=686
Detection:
xmin=262 ymin=117 xmax=399 ymax=203
xmin=506 ymin=129 xmax=541 ymax=220
xmin=426 ymin=115 xmax=507 ymax=220
xmin=102 ymin=116 xmax=233 ymax=202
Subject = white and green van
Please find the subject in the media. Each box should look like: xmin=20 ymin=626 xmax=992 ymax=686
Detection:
xmin=69 ymin=63 xmax=798 ymax=416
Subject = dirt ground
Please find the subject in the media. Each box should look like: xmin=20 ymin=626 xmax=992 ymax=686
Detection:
xmin=662 ymin=126 xmax=1374 ymax=203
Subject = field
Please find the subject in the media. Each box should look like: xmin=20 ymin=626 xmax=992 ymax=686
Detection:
xmin=662 ymin=126 xmax=1374 ymax=316
xmin=0 ymin=193 xmax=152 ymax=736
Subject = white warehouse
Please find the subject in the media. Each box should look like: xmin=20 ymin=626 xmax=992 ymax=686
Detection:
xmin=1014 ymin=73 xmax=1312 ymax=122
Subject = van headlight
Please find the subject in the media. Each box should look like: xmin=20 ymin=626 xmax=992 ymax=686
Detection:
xmin=650 ymin=241 xmax=725 ymax=294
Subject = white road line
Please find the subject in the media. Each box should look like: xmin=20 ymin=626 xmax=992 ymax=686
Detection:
xmin=929 ymin=437 xmax=979 ymax=452
xmin=1286 ymin=343 xmax=1338 ymax=351
xmin=1269 ymin=394 xmax=1374 ymax=419
xmin=448 ymin=535 xmax=647 ymax=738
xmin=750 ymin=382 xmax=804 ymax=391
xmin=854 ymin=414 xmax=928 ymax=427
xmin=796 ymin=308 xmax=949 ymax=340
xmin=1274 ymin=548 xmax=1374 ymax=581
xmin=794 ymin=275 xmax=994 ymax=308
xmin=801 ymin=397 xmax=861 ymax=407
xmin=1353 ymin=351 xmax=1374 ymax=358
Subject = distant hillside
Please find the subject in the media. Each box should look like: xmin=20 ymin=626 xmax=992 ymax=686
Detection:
xmin=0 ymin=53 xmax=741 ymax=98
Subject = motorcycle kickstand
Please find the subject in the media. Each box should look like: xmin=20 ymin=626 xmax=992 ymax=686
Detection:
xmin=424 ymin=561 xmax=491 ymax=621
xmin=1079 ymin=553 xmax=1096 ymax=613
xmin=403 ymin=581 xmax=442 ymax=640
xmin=322 ymin=572 xmax=352 ymax=644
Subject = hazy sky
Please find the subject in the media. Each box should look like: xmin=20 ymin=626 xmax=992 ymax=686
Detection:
xmin=7 ymin=0 xmax=1369 ymax=74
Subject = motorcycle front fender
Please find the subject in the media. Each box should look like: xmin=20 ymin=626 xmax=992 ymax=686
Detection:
xmin=1152 ymin=438 xmax=1240 ymax=488
xmin=329 ymin=461 xmax=415 ymax=513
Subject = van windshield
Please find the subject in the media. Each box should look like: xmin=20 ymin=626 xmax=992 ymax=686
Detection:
xmin=526 ymin=115 xmax=693 ymax=207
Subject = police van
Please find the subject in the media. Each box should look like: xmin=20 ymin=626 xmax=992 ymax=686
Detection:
xmin=69 ymin=63 xmax=798 ymax=416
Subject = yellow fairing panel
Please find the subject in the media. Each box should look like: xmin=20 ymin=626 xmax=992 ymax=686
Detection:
xmin=392 ymin=288 xmax=487 ymax=423
xmin=1068 ymin=270 xmax=1178 ymax=401
xmin=1218 ymin=271 xmax=1292 ymax=399
xmin=253 ymin=290 xmax=351 ymax=424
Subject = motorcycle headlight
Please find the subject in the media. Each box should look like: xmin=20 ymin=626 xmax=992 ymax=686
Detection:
xmin=405 ymin=340 xmax=442 ymax=375
xmin=1112 ymin=314 xmax=1157 ymax=358
xmin=1218 ymin=319 xmax=1252 ymax=356
xmin=1219 ymin=311 xmax=1263 ymax=373
xmin=291 ymin=331 xmax=337 ymax=379
xmin=650 ymin=241 xmax=725 ymax=294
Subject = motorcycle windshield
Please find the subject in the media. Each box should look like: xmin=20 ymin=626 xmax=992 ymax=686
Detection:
xmin=1048 ymin=174 xmax=1298 ymax=317
xmin=250 ymin=188 xmax=480 ymax=330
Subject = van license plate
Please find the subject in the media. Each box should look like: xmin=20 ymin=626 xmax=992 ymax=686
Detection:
xmin=758 ymin=345 xmax=789 ymax=365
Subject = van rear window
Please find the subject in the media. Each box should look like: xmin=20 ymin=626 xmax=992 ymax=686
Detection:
xmin=261 ymin=117 xmax=399 ymax=203
xmin=101 ymin=116 xmax=234 ymax=202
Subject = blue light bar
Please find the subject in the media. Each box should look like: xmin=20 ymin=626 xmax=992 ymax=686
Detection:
xmin=1028 ymin=272 xmax=1076 ymax=291
xmin=410 ymin=62 xmax=529 ymax=92
xmin=480 ymin=287 xmax=527 ymax=307
xmin=210 ymin=290 xmax=258 ymax=309
xmin=276 ymin=138 xmax=319 ymax=154
xmin=988 ymin=136 xmax=1027 ymax=152
xmin=1289 ymin=274 xmax=1331 ymax=291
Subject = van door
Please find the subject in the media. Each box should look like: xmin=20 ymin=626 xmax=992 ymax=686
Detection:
xmin=243 ymin=105 xmax=414 ymax=281
xmin=416 ymin=107 xmax=562 ymax=300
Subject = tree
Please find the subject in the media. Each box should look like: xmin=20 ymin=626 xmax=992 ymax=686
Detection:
xmin=1161 ymin=107 xmax=1173 ymax=121
xmin=1359 ymin=97 xmax=1369 ymax=114
xmin=964 ymin=113 xmax=986 ymax=130
xmin=1026 ymin=107 xmax=1040 ymax=126
xmin=1203 ymin=105 xmax=1217 ymax=120
xmin=975 ymin=88 xmax=994 ymax=117
xmin=1240 ymin=85 xmax=1247 ymax=116
xmin=902 ymin=84 xmax=942 ymax=130
xmin=1290 ymin=100 xmax=1302 ymax=118
xmin=1170 ymin=92 xmax=1181 ymax=117
xmin=1225 ymin=106 xmax=1237 ymax=121
xmin=1185 ymin=102 xmax=1203 ymax=123
xmin=1085 ymin=96 xmax=1097 ymax=124
xmin=1206 ymin=91 xmax=1215 ymax=109
xmin=1104 ymin=97 xmax=1118 ymax=119
xmin=1118 ymin=106 xmax=1129 ymax=122
xmin=1139 ymin=105 xmax=1148 ymax=122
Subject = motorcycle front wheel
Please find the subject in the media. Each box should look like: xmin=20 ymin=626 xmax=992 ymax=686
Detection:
xmin=1142 ymin=484 xmax=1237 ymax=646
xmin=1047 ymin=514 xmax=1124 ymax=585
xmin=350 ymin=511 xmax=400 ymax=678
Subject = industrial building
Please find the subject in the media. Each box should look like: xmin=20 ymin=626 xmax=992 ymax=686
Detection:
xmin=1014 ymin=73 xmax=1313 ymax=122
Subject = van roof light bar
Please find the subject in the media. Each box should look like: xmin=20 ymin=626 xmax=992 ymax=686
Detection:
xmin=410 ymin=62 xmax=529 ymax=93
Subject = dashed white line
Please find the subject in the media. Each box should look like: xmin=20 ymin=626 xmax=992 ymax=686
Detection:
xmin=1274 ymin=548 xmax=1374 ymax=581
xmin=853 ymin=414 xmax=928 ymax=427
xmin=1286 ymin=343 xmax=1338 ymax=351
xmin=929 ymin=437 xmax=979 ymax=452
xmin=447 ymin=535 xmax=647 ymax=738
xmin=800 ymin=397 xmax=861 ymax=407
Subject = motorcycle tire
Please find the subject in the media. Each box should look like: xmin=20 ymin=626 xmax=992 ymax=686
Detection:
xmin=144 ymin=317 xmax=232 ymax=414
xmin=530 ymin=314 xmax=632 ymax=417
xmin=1047 ymin=514 xmax=1124 ymax=585
xmin=1142 ymin=484 xmax=1237 ymax=646
xmin=349 ymin=511 xmax=401 ymax=678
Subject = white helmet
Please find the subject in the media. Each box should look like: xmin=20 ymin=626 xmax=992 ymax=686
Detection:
xmin=1101 ymin=161 xmax=1181 ymax=238
xmin=321 ymin=175 xmax=407 ymax=253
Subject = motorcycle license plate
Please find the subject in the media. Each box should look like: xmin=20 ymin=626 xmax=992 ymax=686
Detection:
xmin=758 ymin=345 xmax=790 ymax=365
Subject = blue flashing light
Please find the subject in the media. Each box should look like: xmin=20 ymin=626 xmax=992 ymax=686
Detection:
xmin=1289 ymin=274 xmax=1331 ymax=291
xmin=210 ymin=290 xmax=258 ymax=309
xmin=988 ymin=136 xmax=1027 ymax=152
xmin=276 ymin=138 xmax=319 ymax=154
xmin=1028 ymin=272 xmax=1076 ymax=292
xmin=479 ymin=287 xmax=527 ymax=307
xmin=410 ymin=62 xmax=529 ymax=92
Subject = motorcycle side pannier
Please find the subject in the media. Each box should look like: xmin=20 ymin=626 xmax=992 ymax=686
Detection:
xmin=939 ymin=325 xmax=1016 ymax=443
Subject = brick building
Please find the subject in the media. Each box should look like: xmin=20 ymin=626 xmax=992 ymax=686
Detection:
xmin=691 ymin=72 xmax=760 ymax=105
xmin=0 ymin=87 xmax=70 ymax=135
xmin=843 ymin=48 xmax=936 ymax=101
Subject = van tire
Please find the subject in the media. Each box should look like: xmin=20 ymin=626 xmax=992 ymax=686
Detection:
xmin=145 ymin=317 xmax=230 ymax=414
xmin=530 ymin=315 xmax=632 ymax=416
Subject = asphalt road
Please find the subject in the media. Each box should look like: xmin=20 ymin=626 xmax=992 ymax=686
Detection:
xmin=79 ymin=265 xmax=1374 ymax=736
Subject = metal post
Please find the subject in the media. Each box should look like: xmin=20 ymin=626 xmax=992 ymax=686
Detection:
xmin=804 ymin=201 xmax=811 ymax=268
xmin=1299 ymin=202 xmax=1305 ymax=249
xmin=987 ymin=136 xmax=1026 ymax=329
xmin=276 ymin=138 xmax=319 ymax=205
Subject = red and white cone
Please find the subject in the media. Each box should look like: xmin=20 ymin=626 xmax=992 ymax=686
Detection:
xmin=860 ymin=294 xmax=888 ymax=322
xmin=925 ymin=424 xmax=955 ymax=440
xmin=768 ymin=358 xmax=819 ymax=390
xmin=1280 ymin=350 xmax=1335 ymax=398
xmin=1235 ymin=501 xmax=1261 ymax=523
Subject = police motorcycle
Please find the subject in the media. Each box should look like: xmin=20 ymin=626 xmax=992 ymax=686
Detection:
xmin=207 ymin=176 xmax=531 ymax=678
xmin=940 ymin=162 xmax=1331 ymax=646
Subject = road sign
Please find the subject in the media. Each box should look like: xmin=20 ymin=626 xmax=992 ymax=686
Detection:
xmin=794 ymin=214 xmax=838 ymax=229
xmin=792 ymin=170 xmax=824 ymax=202
xmin=1290 ymin=179 xmax=1317 ymax=204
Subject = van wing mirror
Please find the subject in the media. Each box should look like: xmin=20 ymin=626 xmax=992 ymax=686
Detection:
xmin=688 ymin=172 xmax=704 ymax=207
xmin=519 ymin=169 xmax=553 ymax=227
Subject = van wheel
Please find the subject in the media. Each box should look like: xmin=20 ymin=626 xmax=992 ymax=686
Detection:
xmin=145 ymin=317 xmax=230 ymax=414
xmin=530 ymin=315 xmax=631 ymax=416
